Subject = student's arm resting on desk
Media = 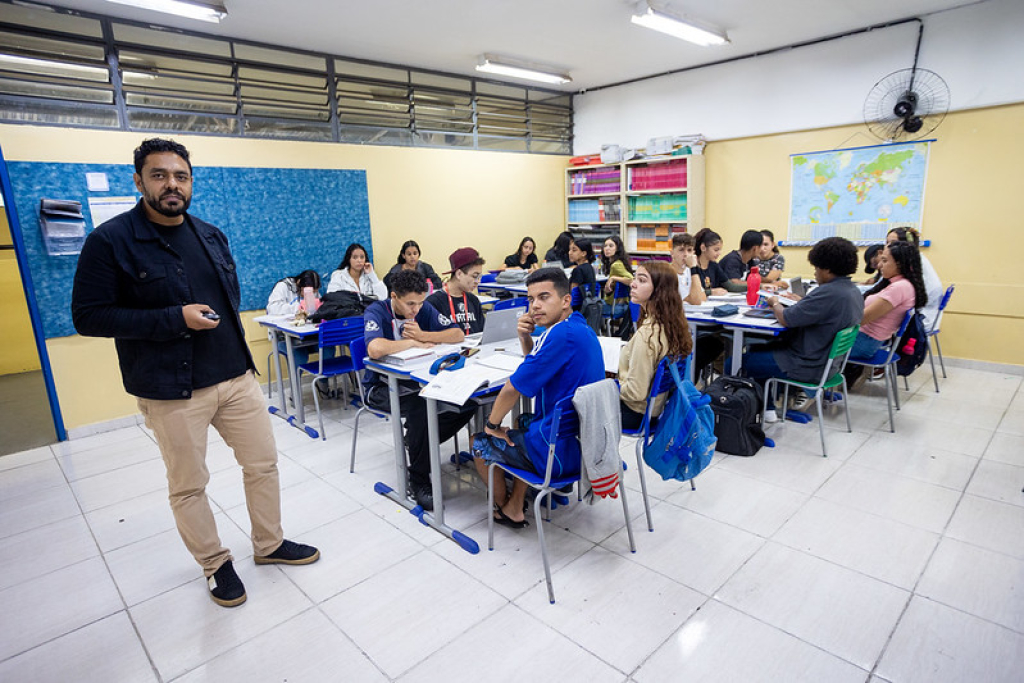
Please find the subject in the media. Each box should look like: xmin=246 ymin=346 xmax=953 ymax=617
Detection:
xmin=266 ymin=280 xmax=298 ymax=316
xmin=402 ymin=321 xmax=464 ymax=343
xmin=71 ymin=227 xmax=215 ymax=340
xmin=366 ymin=336 xmax=431 ymax=359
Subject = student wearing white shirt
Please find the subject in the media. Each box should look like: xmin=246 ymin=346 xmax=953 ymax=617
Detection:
xmin=326 ymin=242 xmax=387 ymax=300
xmin=670 ymin=233 xmax=705 ymax=304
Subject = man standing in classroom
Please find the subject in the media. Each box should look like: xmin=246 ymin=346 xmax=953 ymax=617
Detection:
xmin=72 ymin=138 xmax=319 ymax=608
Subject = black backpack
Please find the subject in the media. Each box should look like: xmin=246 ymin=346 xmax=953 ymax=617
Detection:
xmin=308 ymin=290 xmax=372 ymax=323
xmin=895 ymin=313 xmax=928 ymax=377
xmin=704 ymin=376 xmax=766 ymax=456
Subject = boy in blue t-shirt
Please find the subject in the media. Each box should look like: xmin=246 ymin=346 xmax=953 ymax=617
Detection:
xmin=364 ymin=269 xmax=470 ymax=511
xmin=472 ymin=268 xmax=604 ymax=527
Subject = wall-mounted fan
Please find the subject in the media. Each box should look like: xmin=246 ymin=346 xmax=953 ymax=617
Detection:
xmin=864 ymin=68 xmax=950 ymax=142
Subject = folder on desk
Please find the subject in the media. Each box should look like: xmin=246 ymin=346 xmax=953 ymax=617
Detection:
xmin=381 ymin=347 xmax=435 ymax=365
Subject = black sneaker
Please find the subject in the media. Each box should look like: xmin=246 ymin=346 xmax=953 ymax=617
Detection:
xmin=254 ymin=539 xmax=321 ymax=566
xmin=409 ymin=482 xmax=434 ymax=512
xmin=208 ymin=560 xmax=246 ymax=607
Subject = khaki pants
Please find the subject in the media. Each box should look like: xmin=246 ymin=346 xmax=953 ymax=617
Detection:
xmin=138 ymin=371 xmax=283 ymax=577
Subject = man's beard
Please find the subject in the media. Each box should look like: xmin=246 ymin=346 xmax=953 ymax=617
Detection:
xmin=145 ymin=191 xmax=191 ymax=218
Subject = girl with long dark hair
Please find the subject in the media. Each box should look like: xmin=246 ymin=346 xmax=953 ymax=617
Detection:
xmin=501 ymin=236 xmax=539 ymax=271
xmin=851 ymin=241 xmax=927 ymax=360
xmin=384 ymin=240 xmax=442 ymax=292
xmin=326 ymin=242 xmax=387 ymax=300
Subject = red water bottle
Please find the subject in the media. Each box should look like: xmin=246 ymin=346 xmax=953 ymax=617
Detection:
xmin=901 ymin=338 xmax=916 ymax=355
xmin=746 ymin=264 xmax=761 ymax=305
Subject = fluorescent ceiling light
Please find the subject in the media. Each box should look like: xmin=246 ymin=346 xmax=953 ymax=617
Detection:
xmin=105 ymin=0 xmax=227 ymax=23
xmin=476 ymin=55 xmax=571 ymax=85
xmin=631 ymin=5 xmax=729 ymax=46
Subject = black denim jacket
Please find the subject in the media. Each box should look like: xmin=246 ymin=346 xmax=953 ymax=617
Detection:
xmin=72 ymin=201 xmax=253 ymax=400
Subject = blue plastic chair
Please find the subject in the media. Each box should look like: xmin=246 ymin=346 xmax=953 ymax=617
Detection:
xmin=480 ymin=272 xmax=498 ymax=284
xmin=925 ymin=284 xmax=955 ymax=392
xmin=493 ymin=297 xmax=528 ymax=311
xmin=486 ymin=394 xmax=636 ymax=604
xmin=602 ymin=281 xmax=631 ymax=335
xmin=622 ymin=355 xmax=691 ymax=531
xmin=346 ymin=336 xmax=392 ymax=472
xmin=846 ymin=310 xmax=914 ymax=432
xmin=296 ymin=316 xmax=364 ymax=440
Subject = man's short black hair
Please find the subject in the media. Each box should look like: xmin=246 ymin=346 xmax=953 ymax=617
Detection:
xmin=740 ymin=229 xmax=763 ymax=252
xmin=390 ymin=269 xmax=428 ymax=296
xmin=808 ymin=237 xmax=858 ymax=277
xmin=134 ymin=138 xmax=192 ymax=174
xmin=525 ymin=267 xmax=571 ymax=298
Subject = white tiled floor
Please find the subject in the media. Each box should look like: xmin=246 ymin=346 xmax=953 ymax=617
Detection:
xmin=1 ymin=366 xmax=1023 ymax=681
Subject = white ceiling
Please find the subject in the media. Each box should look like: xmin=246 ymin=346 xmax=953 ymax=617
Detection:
xmin=53 ymin=0 xmax=974 ymax=92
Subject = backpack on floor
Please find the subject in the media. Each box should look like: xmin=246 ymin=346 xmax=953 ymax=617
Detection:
xmin=704 ymin=376 xmax=765 ymax=456
xmin=895 ymin=312 xmax=928 ymax=377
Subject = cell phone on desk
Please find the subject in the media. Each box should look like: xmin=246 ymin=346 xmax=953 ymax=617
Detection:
xmin=460 ymin=347 xmax=480 ymax=358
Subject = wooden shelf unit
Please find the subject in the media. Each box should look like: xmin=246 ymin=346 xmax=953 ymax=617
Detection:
xmin=565 ymin=155 xmax=704 ymax=257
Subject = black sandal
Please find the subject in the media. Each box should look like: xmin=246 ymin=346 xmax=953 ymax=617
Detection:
xmin=493 ymin=506 xmax=529 ymax=529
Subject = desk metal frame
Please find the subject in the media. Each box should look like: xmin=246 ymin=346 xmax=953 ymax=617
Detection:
xmin=256 ymin=315 xmax=321 ymax=439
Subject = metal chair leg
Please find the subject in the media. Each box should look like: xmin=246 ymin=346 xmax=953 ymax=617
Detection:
xmin=350 ymin=407 xmax=363 ymax=473
xmin=633 ymin=437 xmax=654 ymax=532
xmin=884 ymin=366 xmax=896 ymax=433
xmin=935 ymin=335 xmax=947 ymax=378
xmin=842 ymin=378 xmax=852 ymax=433
xmin=815 ymin=393 xmax=828 ymax=457
xmin=926 ymin=338 xmax=940 ymax=393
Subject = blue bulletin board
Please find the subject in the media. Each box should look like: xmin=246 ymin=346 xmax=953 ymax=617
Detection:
xmin=6 ymin=162 xmax=371 ymax=339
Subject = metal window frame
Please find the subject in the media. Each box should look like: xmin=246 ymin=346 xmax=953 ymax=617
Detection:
xmin=0 ymin=1 xmax=573 ymax=154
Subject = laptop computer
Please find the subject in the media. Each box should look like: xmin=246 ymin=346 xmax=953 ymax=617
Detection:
xmin=462 ymin=306 xmax=525 ymax=347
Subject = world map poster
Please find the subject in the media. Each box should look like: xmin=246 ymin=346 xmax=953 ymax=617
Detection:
xmin=787 ymin=140 xmax=931 ymax=245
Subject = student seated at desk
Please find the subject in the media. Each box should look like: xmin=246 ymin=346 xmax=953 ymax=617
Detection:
xmin=266 ymin=269 xmax=321 ymax=316
xmin=670 ymin=232 xmax=705 ymax=304
xmin=384 ymin=240 xmax=443 ymax=293
xmin=691 ymin=228 xmax=730 ymax=296
xmin=844 ymin=241 xmax=927 ymax=387
xmin=719 ymin=229 xmax=764 ymax=290
xmin=326 ymin=242 xmax=387 ymax=300
xmin=471 ymin=268 xmax=605 ymax=527
xmin=886 ymin=226 xmax=942 ymax=329
xmin=756 ymin=229 xmax=787 ymax=288
xmin=600 ymin=236 xmax=634 ymax=323
xmin=363 ymin=269 xmax=472 ymax=511
xmin=500 ymin=236 xmax=539 ymax=271
xmin=568 ymin=237 xmax=602 ymax=332
xmin=745 ymin=237 xmax=864 ymax=421
xmin=543 ymin=231 xmax=574 ymax=268
xmin=619 ymin=261 xmax=693 ymax=430
xmin=426 ymin=247 xmax=486 ymax=336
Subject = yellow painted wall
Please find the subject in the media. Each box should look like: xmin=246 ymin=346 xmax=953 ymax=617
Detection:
xmin=704 ymin=102 xmax=1024 ymax=368
xmin=0 ymin=124 xmax=568 ymax=429
xmin=0 ymin=211 xmax=41 ymax=374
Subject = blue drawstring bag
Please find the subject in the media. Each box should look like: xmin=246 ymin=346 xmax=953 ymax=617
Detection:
xmin=643 ymin=361 xmax=717 ymax=481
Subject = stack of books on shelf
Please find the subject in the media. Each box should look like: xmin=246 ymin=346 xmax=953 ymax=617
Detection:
xmin=627 ymin=160 xmax=687 ymax=191
xmin=568 ymin=198 xmax=621 ymax=222
xmin=628 ymin=193 xmax=687 ymax=221
xmin=628 ymin=224 xmax=687 ymax=252
xmin=569 ymin=167 xmax=621 ymax=195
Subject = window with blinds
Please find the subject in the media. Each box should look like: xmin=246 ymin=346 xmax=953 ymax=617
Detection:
xmin=0 ymin=2 xmax=572 ymax=153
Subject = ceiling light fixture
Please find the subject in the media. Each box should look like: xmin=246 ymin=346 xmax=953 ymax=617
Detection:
xmin=476 ymin=55 xmax=571 ymax=85
xmin=631 ymin=3 xmax=729 ymax=47
xmin=104 ymin=0 xmax=227 ymax=23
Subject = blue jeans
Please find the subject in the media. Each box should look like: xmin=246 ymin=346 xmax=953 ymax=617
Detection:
xmin=849 ymin=332 xmax=884 ymax=361
xmin=742 ymin=348 xmax=789 ymax=411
